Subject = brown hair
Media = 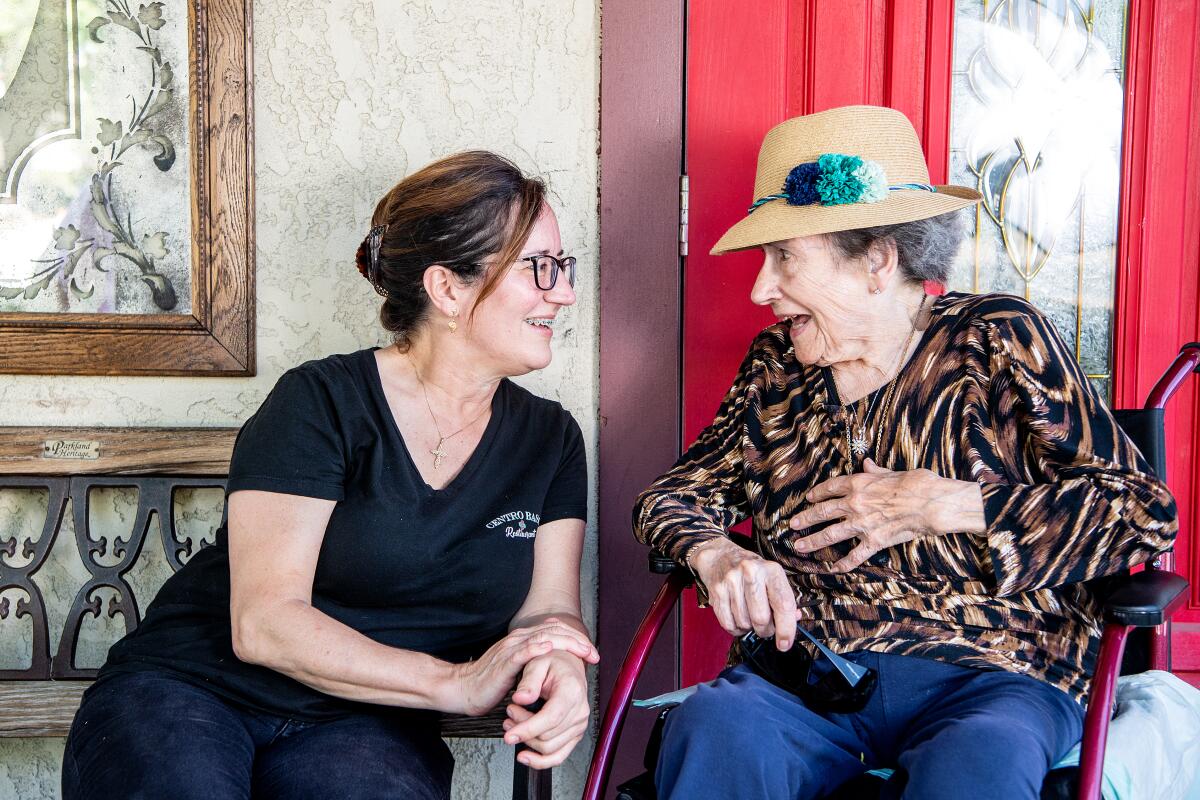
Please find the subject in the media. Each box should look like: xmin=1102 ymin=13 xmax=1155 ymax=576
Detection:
xmin=354 ymin=151 xmax=547 ymax=349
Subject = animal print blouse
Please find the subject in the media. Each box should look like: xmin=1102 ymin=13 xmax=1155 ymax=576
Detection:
xmin=634 ymin=292 xmax=1177 ymax=703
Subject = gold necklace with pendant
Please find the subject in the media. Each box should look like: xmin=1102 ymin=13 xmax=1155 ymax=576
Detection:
xmin=830 ymin=294 xmax=927 ymax=469
xmin=412 ymin=364 xmax=491 ymax=470
xmin=846 ymin=397 xmax=879 ymax=459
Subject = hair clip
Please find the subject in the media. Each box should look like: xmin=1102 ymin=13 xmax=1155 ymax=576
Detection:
xmin=366 ymin=224 xmax=389 ymax=297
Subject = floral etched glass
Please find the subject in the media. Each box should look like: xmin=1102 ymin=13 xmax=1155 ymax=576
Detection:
xmin=0 ymin=0 xmax=191 ymax=314
xmin=947 ymin=0 xmax=1128 ymax=400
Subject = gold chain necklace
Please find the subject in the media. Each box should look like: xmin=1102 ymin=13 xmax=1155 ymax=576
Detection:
xmin=412 ymin=365 xmax=491 ymax=470
xmin=830 ymin=294 xmax=927 ymax=469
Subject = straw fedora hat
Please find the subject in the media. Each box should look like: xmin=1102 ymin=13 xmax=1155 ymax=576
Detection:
xmin=711 ymin=105 xmax=981 ymax=255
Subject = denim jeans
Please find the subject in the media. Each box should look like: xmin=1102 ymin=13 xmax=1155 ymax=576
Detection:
xmin=62 ymin=669 xmax=454 ymax=800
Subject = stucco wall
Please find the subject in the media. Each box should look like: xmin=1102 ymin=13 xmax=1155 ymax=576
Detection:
xmin=0 ymin=1 xmax=600 ymax=797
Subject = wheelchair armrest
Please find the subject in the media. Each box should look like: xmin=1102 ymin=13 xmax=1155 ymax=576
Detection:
xmin=1102 ymin=568 xmax=1188 ymax=627
xmin=649 ymin=549 xmax=683 ymax=575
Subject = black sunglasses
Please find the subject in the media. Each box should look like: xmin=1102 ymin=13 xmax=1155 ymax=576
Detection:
xmin=523 ymin=254 xmax=577 ymax=291
xmin=737 ymin=629 xmax=877 ymax=714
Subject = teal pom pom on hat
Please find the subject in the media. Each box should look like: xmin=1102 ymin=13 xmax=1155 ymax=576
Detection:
xmin=814 ymin=154 xmax=866 ymax=205
xmin=747 ymin=152 xmax=917 ymax=213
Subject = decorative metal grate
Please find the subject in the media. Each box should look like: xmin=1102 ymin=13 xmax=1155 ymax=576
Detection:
xmin=0 ymin=476 xmax=225 ymax=680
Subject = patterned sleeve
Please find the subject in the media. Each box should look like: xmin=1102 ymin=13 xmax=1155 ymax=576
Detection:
xmin=631 ymin=337 xmax=759 ymax=569
xmin=977 ymin=305 xmax=1178 ymax=596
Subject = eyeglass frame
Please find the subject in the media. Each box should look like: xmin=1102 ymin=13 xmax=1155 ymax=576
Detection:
xmin=522 ymin=254 xmax=577 ymax=291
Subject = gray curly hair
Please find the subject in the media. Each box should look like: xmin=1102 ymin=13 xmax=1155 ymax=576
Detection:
xmin=825 ymin=210 xmax=966 ymax=284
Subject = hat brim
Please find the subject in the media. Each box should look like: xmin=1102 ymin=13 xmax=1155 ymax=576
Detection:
xmin=709 ymin=185 xmax=982 ymax=255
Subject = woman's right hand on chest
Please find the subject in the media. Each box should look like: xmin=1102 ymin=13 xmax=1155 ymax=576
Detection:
xmin=688 ymin=537 xmax=799 ymax=651
xmin=446 ymin=620 xmax=599 ymax=717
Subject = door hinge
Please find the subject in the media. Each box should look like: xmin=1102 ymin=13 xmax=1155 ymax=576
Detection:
xmin=679 ymin=174 xmax=689 ymax=257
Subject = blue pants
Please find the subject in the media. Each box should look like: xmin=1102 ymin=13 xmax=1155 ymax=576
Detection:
xmin=657 ymin=652 xmax=1084 ymax=800
xmin=62 ymin=670 xmax=454 ymax=800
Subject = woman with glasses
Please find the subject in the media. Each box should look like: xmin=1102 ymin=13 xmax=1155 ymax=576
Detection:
xmin=634 ymin=107 xmax=1177 ymax=799
xmin=63 ymin=151 xmax=596 ymax=800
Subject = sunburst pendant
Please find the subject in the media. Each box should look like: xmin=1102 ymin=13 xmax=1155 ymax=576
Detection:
xmin=850 ymin=426 xmax=871 ymax=457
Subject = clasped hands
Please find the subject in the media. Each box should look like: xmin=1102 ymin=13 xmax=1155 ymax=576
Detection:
xmin=451 ymin=618 xmax=597 ymax=769
xmin=690 ymin=461 xmax=984 ymax=650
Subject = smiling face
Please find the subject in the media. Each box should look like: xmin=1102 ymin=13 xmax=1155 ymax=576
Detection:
xmin=749 ymin=234 xmax=879 ymax=367
xmin=464 ymin=204 xmax=576 ymax=376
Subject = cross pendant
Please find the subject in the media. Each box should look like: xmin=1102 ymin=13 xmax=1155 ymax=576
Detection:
xmin=430 ymin=438 xmax=447 ymax=469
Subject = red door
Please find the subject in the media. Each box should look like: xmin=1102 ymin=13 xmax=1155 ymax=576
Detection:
xmin=682 ymin=0 xmax=1200 ymax=687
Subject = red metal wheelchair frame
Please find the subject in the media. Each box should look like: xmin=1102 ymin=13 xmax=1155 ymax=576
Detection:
xmin=584 ymin=343 xmax=1200 ymax=800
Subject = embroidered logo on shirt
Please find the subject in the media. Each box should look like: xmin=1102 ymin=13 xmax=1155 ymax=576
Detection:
xmin=486 ymin=510 xmax=541 ymax=539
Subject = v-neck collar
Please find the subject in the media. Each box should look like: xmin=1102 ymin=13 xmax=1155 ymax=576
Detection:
xmin=366 ymin=348 xmax=506 ymax=498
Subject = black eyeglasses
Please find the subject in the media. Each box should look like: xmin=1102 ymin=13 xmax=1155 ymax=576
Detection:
xmin=523 ymin=254 xmax=577 ymax=291
xmin=737 ymin=630 xmax=877 ymax=714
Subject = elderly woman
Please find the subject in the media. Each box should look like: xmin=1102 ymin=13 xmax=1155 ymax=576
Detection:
xmin=63 ymin=151 xmax=597 ymax=800
xmin=634 ymin=106 xmax=1177 ymax=799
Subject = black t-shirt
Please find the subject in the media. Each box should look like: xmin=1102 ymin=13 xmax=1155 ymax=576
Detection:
xmin=99 ymin=348 xmax=588 ymax=720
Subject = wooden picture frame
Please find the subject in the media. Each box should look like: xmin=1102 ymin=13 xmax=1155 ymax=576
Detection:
xmin=0 ymin=0 xmax=254 ymax=377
